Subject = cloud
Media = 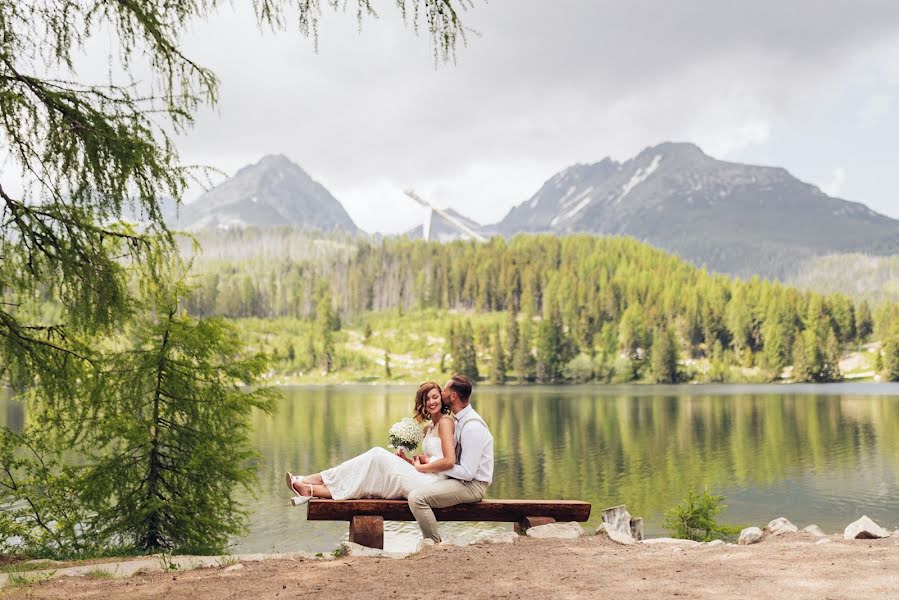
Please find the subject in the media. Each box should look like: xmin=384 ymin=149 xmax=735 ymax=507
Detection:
xmin=6 ymin=1 xmax=899 ymax=228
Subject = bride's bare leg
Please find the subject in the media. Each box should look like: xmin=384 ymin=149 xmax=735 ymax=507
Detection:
xmin=292 ymin=481 xmax=333 ymax=499
xmin=302 ymin=474 xmax=325 ymax=485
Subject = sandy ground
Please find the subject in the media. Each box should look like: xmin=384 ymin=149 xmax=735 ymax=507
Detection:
xmin=3 ymin=534 xmax=898 ymax=600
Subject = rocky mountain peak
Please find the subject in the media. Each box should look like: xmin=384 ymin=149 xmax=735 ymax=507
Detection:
xmin=494 ymin=142 xmax=899 ymax=278
xmin=173 ymin=155 xmax=358 ymax=233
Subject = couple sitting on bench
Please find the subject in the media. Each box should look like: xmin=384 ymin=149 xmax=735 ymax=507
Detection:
xmin=286 ymin=374 xmax=492 ymax=543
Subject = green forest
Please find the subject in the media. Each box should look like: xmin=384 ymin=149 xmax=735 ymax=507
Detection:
xmin=179 ymin=229 xmax=899 ymax=385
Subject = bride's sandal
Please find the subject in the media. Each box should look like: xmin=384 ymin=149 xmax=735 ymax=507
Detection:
xmin=285 ymin=471 xmax=312 ymax=504
xmin=290 ymin=482 xmax=314 ymax=507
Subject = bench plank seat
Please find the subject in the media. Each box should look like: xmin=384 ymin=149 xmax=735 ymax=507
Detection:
xmin=307 ymin=499 xmax=591 ymax=523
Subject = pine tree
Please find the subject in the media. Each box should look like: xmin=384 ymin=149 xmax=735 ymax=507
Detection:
xmin=855 ymin=301 xmax=874 ymax=342
xmin=536 ymin=306 xmax=571 ymax=384
xmin=821 ymin=328 xmax=842 ymax=382
xmin=874 ymin=347 xmax=885 ymax=375
xmin=514 ymin=320 xmax=537 ymax=383
xmin=706 ymin=340 xmax=730 ymax=383
xmin=74 ymin=281 xmax=276 ymax=554
xmin=304 ymin=335 xmax=317 ymax=372
xmin=791 ymin=329 xmax=814 ymax=383
xmin=882 ymin=323 xmax=899 ymax=382
xmin=448 ymin=322 xmax=459 ymax=369
xmin=315 ymin=283 xmax=338 ymax=374
xmin=453 ymin=321 xmax=479 ymax=381
xmin=761 ymin=314 xmax=789 ymax=377
xmin=505 ymin=311 xmax=520 ymax=360
xmin=650 ymin=325 xmax=679 ymax=383
xmin=618 ymin=304 xmax=646 ymax=360
xmin=792 ymin=325 xmax=841 ymax=383
xmin=490 ymin=325 xmax=507 ymax=385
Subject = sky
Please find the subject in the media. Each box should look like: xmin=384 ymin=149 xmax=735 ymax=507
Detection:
xmin=7 ymin=1 xmax=899 ymax=234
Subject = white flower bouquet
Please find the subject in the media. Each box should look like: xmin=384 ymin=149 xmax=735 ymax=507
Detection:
xmin=388 ymin=417 xmax=424 ymax=452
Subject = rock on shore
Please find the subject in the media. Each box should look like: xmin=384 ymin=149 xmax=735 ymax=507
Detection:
xmin=843 ymin=516 xmax=891 ymax=540
xmin=766 ymin=518 xmax=799 ymax=536
xmin=803 ymin=525 xmax=826 ymax=537
xmin=739 ymin=527 xmax=763 ymax=545
xmin=526 ymin=522 xmax=584 ymax=540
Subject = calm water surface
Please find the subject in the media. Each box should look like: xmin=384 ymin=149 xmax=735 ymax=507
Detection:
xmin=240 ymin=384 xmax=899 ymax=553
xmin=4 ymin=384 xmax=899 ymax=553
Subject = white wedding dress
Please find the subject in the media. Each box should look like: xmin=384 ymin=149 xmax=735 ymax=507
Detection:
xmin=320 ymin=422 xmax=447 ymax=500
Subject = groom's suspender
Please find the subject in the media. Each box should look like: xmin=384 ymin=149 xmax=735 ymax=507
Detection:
xmin=455 ymin=416 xmax=488 ymax=462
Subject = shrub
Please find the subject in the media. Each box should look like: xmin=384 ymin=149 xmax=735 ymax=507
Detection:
xmin=563 ymin=353 xmax=594 ymax=383
xmin=663 ymin=488 xmax=742 ymax=542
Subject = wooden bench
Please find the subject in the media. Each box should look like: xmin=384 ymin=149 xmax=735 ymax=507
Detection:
xmin=307 ymin=498 xmax=592 ymax=549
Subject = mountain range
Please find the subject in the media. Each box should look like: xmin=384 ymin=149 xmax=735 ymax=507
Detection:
xmin=168 ymin=144 xmax=899 ymax=279
xmin=493 ymin=142 xmax=899 ymax=278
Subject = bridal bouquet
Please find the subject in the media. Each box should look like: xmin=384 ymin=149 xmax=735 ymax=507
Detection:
xmin=388 ymin=417 xmax=424 ymax=452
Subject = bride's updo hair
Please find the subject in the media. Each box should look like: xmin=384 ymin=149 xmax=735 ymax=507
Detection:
xmin=413 ymin=381 xmax=448 ymax=422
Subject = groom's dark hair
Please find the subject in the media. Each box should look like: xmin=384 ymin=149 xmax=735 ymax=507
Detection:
xmin=447 ymin=374 xmax=472 ymax=402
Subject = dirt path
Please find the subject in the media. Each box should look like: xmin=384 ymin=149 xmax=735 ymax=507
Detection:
xmin=5 ymin=535 xmax=898 ymax=600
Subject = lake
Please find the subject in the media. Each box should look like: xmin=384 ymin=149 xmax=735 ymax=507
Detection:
xmin=4 ymin=384 xmax=899 ymax=553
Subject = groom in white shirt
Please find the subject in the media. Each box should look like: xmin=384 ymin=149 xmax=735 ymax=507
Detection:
xmin=407 ymin=373 xmax=494 ymax=543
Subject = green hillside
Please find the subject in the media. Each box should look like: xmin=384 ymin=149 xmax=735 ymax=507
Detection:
xmin=788 ymin=253 xmax=899 ymax=304
xmin=179 ymin=229 xmax=899 ymax=384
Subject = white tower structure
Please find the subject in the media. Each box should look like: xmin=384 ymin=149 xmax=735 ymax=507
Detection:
xmin=404 ymin=190 xmax=487 ymax=243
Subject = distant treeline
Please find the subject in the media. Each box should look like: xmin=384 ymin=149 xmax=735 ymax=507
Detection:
xmin=788 ymin=253 xmax=899 ymax=304
xmin=181 ymin=231 xmax=899 ymax=383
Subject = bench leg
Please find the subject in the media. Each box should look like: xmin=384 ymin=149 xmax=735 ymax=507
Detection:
xmin=349 ymin=516 xmax=384 ymax=549
xmin=514 ymin=516 xmax=556 ymax=535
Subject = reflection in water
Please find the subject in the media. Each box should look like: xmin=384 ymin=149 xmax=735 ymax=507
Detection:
xmin=3 ymin=385 xmax=899 ymax=553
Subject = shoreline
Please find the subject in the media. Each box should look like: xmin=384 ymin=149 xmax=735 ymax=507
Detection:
xmin=5 ymin=533 xmax=898 ymax=599
xmin=259 ymin=380 xmax=899 ymax=393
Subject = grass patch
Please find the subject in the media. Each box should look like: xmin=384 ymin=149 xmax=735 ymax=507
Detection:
xmin=0 ymin=560 xmax=56 ymax=574
xmin=6 ymin=571 xmax=55 ymax=587
xmin=85 ymin=567 xmax=116 ymax=580
xmin=218 ymin=555 xmax=240 ymax=568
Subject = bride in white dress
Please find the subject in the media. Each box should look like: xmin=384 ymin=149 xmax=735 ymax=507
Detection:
xmin=285 ymin=382 xmax=456 ymax=504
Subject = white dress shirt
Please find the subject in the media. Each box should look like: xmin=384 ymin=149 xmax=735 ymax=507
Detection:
xmin=445 ymin=404 xmax=494 ymax=484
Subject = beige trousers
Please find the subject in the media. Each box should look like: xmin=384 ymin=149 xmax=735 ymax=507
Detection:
xmin=407 ymin=478 xmax=489 ymax=542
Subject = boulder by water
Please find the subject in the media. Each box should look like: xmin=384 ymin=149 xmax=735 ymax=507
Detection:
xmin=802 ymin=524 xmax=826 ymax=537
xmin=766 ymin=518 xmax=798 ymax=536
xmin=843 ymin=516 xmax=890 ymax=540
xmin=739 ymin=527 xmax=763 ymax=545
